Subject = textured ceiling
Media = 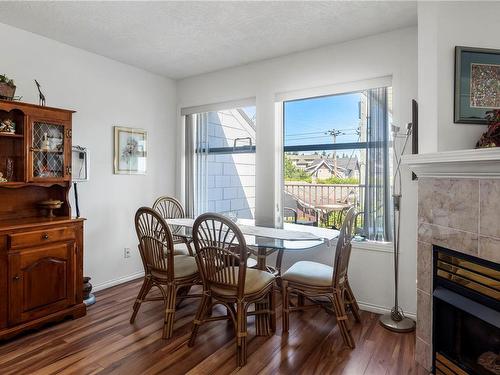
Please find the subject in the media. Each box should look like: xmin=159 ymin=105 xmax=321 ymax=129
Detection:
xmin=0 ymin=1 xmax=417 ymax=79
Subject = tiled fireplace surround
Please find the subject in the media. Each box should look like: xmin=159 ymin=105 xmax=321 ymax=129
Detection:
xmin=415 ymin=175 xmax=500 ymax=370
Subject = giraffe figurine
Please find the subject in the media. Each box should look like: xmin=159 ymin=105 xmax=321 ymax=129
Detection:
xmin=34 ymin=79 xmax=46 ymax=106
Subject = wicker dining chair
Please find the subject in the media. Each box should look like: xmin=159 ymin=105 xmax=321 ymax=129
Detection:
xmin=281 ymin=207 xmax=361 ymax=348
xmin=131 ymin=207 xmax=200 ymax=339
xmin=188 ymin=213 xmax=276 ymax=367
xmin=153 ymin=196 xmax=193 ymax=256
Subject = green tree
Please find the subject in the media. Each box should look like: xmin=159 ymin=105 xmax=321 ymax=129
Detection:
xmin=284 ymin=155 xmax=311 ymax=182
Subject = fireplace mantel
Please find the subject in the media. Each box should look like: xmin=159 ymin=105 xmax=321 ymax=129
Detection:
xmin=402 ymin=148 xmax=500 ymax=178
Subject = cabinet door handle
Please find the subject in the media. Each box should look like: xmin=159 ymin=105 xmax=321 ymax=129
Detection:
xmin=41 ymin=233 xmax=49 ymax=240
xmin=13 ymin=276 xmax=20 ymax=281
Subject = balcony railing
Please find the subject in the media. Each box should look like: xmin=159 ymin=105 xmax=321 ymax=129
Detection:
xmin=285 ymin=182 xmax=364 ymax=206
xmin=284 ymin=182 xmax=365 ymax=228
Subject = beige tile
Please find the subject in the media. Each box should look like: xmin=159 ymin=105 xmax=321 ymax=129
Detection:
xmin=418 ymin=178 xmax=479 ymax=233
xmin=480 ymin=180 xmax=500 ymax=238
xmin=416 ymin=290 xmax=431 ymax=345
xmin=418 ymin=223 xmax=478 ymax=256
xmin=418 ymin=222 xmax=433 ymax=243
xmin=417 ymin=242 xmax=432 ymax=294
xmin=415 ymin=337 xmax=432 ymax=371
xmin=479 ymin=236 xmax=500 ymax=263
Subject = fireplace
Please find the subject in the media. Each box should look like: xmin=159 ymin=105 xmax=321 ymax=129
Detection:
xmin=433 ymin=246 xmax=500 ymax=375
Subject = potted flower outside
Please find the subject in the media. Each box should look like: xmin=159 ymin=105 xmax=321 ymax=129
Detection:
xmin=0 ymin=74 xmax=16 ymax=100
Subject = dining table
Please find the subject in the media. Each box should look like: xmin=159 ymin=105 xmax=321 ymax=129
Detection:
xmin=165 ymin=217 xmax=339 ymax=336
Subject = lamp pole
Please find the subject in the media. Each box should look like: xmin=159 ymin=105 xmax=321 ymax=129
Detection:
xmin=379 ymin=123 xmax=415 ymax=333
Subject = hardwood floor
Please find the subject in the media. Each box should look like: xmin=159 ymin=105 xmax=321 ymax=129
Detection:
xmin=0 ymin=279 xmax=427 ymax=375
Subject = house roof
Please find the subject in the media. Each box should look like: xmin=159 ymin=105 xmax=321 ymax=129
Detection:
xmin=305 ymin=156 xmax=359 ymax=173
xmin=288 ymin=154 xmax=319 ymax=163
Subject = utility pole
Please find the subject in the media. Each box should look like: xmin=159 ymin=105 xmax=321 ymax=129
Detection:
xmin=325 ymin=129 xmax=342 ymax=177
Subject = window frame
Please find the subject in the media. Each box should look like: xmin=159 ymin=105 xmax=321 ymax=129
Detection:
xmin=187 ymin=105 xmax=258 ymax=219
xmin=281 ymin=87 xmax=392 ymax=240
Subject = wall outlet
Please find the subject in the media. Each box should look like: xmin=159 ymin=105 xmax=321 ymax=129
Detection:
xmin=124 ymin=248 xmax=131 ymax=259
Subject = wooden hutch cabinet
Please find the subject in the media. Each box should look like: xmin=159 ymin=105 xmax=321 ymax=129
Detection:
xmin=0 ymin=100 xmax=85 ymax=340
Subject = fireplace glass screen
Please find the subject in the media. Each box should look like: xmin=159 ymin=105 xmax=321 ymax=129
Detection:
xmin=433 ymin=246 xmax=500 ymax=375
xmin=434 ymin=297 xmax=500 ymax=374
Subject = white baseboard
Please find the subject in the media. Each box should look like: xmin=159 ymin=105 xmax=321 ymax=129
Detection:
xmin=91 ymin=273 xmax=417 ymax=321
xmin=92 ymin=271 xmax=145 ymax=293
xmin=358 ymin=301 xmax=417 ymax=320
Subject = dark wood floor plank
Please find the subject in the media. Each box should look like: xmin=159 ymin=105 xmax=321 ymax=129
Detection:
xmin=0 ymin=278 xmax=424 ymax=375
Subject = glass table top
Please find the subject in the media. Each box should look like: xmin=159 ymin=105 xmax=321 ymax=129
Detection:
xmin=167 ymin=218 xmax=339 ymax=251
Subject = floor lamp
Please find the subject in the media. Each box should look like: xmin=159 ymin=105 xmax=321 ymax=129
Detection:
xmin=379 ymin=123 xmax=416 ymax=333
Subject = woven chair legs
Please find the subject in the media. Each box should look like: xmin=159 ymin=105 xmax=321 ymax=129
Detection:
xmin=130 ymin=275 xmax=153 ymax=324
xmin=281 ymin=282 xmax=358 ymax=349
xmin=162 ymin=285 xmax=178 ymax=339
xmin=269 ymin=285 xmax=276 ymax=333
xmin=205 ymin=296 xmax=213 ymax=317
xmin=189 ymin=288 xmax=274 ymax=367
xmin=329 ymin=291 xmax=355 ymax=349
xmin=345 ymin=281 xmax=361 ymax=322
xmin=282 ymin=280 xmax=290 ymax=333
xmin=188 ymin=293 xmax=210 ymax=347
xmin=236 ymin=301 xmax=247 ymax=367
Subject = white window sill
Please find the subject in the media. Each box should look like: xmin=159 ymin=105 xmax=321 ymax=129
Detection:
xmin=351 ymin=240 xmax=393 ymax=253
xmin=325 ymin=238 xmax=393 ymax=253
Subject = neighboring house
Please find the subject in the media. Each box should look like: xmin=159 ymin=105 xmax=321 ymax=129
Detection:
xmin=289 ymin=154 xmax=360 ymax=179
xmin=288 ymin=154 xmax=320 ymax=169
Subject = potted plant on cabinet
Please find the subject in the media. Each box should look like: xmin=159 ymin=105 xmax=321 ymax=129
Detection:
xmin=0 ymin=74 xmax=16 ymax=100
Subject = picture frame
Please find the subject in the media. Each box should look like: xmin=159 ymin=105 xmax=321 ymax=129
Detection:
xmin=113 ymin=126 xmax=147 ymax=175
xmin=454 ymin=46 xmax=500 ymax=124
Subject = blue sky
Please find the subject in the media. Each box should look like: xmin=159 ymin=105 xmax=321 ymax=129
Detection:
xmin=284 ymin=92 xmax=363 ymax=147
xmin=240 ymin=91 xmax=364 ymax=151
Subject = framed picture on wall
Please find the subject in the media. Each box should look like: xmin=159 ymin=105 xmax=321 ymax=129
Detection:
xmin=113 ymin=126 xmax=147 ymax=175
xmin=454 ymin=46 xmax=500 ymax=124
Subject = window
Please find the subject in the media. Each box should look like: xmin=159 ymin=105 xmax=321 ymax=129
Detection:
xmin=283 ymin=87 xmax=392 ymax=241
xmin=185 ymin=106 xmax=256 ymax=219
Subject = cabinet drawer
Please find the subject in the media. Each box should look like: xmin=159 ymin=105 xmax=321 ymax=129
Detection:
xmin=8 ymin=227 xmax=75 ymax=250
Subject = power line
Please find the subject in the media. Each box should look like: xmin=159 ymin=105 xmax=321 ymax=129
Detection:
xmin=285 ymin=134 xmax=358 ymax=140
xmin=285 ymin=136 xmax=358 ymax=141
xmin=286 ymin=127 xmax=359 ymax=137
xmin=284 ymin=130 xmax=327 ymax=137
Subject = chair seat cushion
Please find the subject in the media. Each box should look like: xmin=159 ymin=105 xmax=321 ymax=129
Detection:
xmin=282 ymin=261 xmax=333 ymax=287
xmin=246 ymin=257 xmax=258 ymax=268
xmin=211 ymin=268 xmax=274 ymax=296
xmin=152 ymin=255 xmax=198 ymax=280
xmin=173 ymin=242 xmax=191 ymax=256
xmin=174 ymin=255 xmax=198 ymax=278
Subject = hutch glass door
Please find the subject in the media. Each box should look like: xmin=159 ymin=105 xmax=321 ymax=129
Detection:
xmin=30 ymin=121 xmax=68 ymax=181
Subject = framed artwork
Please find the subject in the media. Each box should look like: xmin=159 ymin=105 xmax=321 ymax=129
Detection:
xmin=114 ymin=126 xmax=147 ymax=175
xmin=454 ymin=46 xmax=500 ymax=124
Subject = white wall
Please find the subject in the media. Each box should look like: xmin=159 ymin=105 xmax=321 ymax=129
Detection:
xmin=177 ymin=27 xmax=419 ymax=315
xmin=0 ymin=23 xmax=177 ymax=290
xmin=418 ymin=1 xmax=500 ymax=152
